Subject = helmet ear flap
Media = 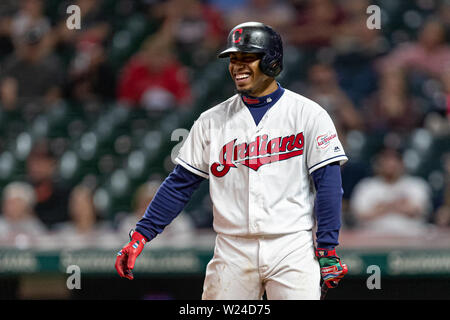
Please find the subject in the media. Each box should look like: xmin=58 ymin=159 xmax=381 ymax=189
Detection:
xmin=259 ymin=33 xmax=282 ymax=77
xmin=260 ymin=52 xmax=282 ymax=77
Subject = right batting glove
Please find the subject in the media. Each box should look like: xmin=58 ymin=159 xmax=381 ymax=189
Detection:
xmin=315 ymin=248 xmax=348 ymax=288
xmin=115 ymin=230 xmax=147 ymax=280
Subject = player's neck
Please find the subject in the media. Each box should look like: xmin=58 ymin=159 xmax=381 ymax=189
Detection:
xmin=261 ymin=80 xmax=279 ymax=96
xmin=249 ymin=79 xmax=279 ymax=97
xmin=241 ymin=83 xmax=284 ymax=107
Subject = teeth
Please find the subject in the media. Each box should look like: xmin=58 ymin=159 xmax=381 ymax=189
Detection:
xmin=236 ymin=74 xmax=249 ymax=80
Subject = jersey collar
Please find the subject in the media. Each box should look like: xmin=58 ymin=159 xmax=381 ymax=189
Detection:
xmin=241 ymin=83 xmax=285 ymax=108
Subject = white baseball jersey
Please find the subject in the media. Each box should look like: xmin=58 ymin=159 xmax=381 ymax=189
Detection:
xmin=175 ymin=89 xmax=348 ymax=237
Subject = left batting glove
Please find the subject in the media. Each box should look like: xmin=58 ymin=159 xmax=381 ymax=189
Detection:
xmin=315 ymin=247 xmax=348 ymax=288
xmin=115 ymin=230 xmax=147 ymax=280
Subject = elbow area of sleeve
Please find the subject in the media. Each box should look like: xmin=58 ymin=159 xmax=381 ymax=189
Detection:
xmin=135 ymin=165 xmax=205 ymax=242
xmin=312 ymin=163 xmax=343 ymax=248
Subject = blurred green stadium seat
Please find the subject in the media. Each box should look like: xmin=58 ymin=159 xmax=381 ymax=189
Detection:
xmin=0 ymin=151 xmax=18 ymax=184
xmin=108 ymin=13 xmax=159 ymax=72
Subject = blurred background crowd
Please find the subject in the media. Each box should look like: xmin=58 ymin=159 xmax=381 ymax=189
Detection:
xmin=0 ymin=0 xmax=449 ymax=250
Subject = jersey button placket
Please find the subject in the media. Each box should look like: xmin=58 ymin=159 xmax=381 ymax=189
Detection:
xmin=248 ymin=166 xmax=259 ymax=233
xmin=248 ymin=128 xmax=263 ymax=234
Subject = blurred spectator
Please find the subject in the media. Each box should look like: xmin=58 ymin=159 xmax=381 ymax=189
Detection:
xmin=117 ymin=31 xmax=192 ymax=111
xmin=334 ymin=0 xmax=383 ymax=54
xmin=441 ymin=67 xmax=450 ymax=120
xmin=10 ymin=0 xmax=50 ymax=42
xmin=362 ymin=68 xmax=424 ymax=135
xmin=285 ymin=0 xmax=345 ymax=49
xmin=54 ymin=0 xmax=111 ymax=49
xmin=64 ymin=40 xmax=116 ymax=105
xmin=225 ymin=0 xmax=296 ymax=35
xmin=0 ymin=181 xmax=47 ymax=248
xmin=144 ymin=0 xmax=173 ymax=30
xmin=115 ymin=179 xmax=196 ymax=247
xmin=331 ymin=0 xmax=383 ymax=106
xmin=299 ymin=62 xmax=363 ymax=136
xmin=0 ymin=26 xmax=64 ymax=118
xmin=0 ymin=0 xmax=62 ymax=114
xmin=50 ymin=0 xmax=111 ymax=90
xmin=377 ymin=19 xmax=450 ymax=79
xmin=51 ymin=0 xmax=114 ymax=104
xmin=26 ymin=140 xmax=71 ymax=229
xmin=350 ymin=148 xmax=432 ymax=235
xmin=340 ymin=158 xmax=371 ymax=229
xmin=161 ymin=0 xmax=227 ymax=67
xmin=433 ymin=153 xmax=450 ymax=228
xmin=53 ymin=184 xmax=119 ymax=249
xmin=0 ymin=1 xmax=18 ymax=60
xmin=375 ymin=19 xmax=450 ymax=120
xmin=438 ymin=0 xmax=450 ymax=32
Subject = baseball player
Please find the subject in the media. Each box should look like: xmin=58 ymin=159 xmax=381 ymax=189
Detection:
xmin=115 ymin=22 xmax=348 ymax=300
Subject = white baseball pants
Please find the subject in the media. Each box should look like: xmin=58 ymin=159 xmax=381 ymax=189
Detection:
xmin=202 ymin=230 xmax=321 ymax=300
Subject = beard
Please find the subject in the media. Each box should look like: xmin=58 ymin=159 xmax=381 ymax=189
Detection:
xmin=235 ymin=88 xmax=253 ymax=96
xmin=234 ymin=76 xmax=273 ymax=97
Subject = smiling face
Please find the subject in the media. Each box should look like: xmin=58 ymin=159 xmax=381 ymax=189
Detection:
xmin=228 ymin=52 xmax=278 ymax=97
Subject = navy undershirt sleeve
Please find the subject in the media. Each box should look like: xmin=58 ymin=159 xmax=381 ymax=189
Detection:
xmin=135 ymin=165 xmax=205 ymax=241
xmin=311 ymin=162 xmax=343 ymax=249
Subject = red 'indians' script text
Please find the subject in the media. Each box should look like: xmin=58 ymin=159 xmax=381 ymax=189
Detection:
xmin=211 ymin=132 xmax=304 ymax=177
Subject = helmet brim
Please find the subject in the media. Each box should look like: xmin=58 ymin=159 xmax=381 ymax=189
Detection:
xmin=217 ymin=46 xmax=264 ymax=58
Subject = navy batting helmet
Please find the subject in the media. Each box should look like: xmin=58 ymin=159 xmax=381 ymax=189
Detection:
xmin=218 ymin=22 xmax=283 ymax=78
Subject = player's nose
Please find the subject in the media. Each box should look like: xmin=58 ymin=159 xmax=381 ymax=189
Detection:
xmin=231 ymin=61 xmax=249 ymax=73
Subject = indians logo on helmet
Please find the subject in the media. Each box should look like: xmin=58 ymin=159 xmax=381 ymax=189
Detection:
xmin=233 ymin=28 xmax=243 ymax=43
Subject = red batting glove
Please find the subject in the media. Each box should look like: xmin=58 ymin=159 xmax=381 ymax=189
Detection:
xmin=115 ymin=230 xmax=147 ymax=280
xmin=315 ymin=248 xmax=348 ymax=288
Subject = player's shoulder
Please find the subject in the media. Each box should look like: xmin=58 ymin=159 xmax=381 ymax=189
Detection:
xmin=283 ymin=89 xmax=328 ymax=116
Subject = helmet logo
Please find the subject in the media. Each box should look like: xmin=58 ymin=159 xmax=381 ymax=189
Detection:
xmin=233 ymin=28 xmax=243 ymax=43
